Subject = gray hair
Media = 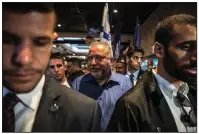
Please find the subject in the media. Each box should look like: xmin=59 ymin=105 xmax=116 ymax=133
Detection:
xmin=90 ymin=42 xmax=113 ymax=58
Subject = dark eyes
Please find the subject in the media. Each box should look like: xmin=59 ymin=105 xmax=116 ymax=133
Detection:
xmin=49 ymin=64 xmax=63 ymax=69
xmin=33 ymin=39 xmax=51 ymax=47
xmin=3 ymin=32 xmax=51 ymax=47
xmin=179 ymin=45 xmax=191 ymax=51
xmin=3 ymin=34 xmax=20 ymax=45
xmin=132 ymin=56 xmax=143 ymax=60
xmin=177 ymin=41 xmax=196 ymax=51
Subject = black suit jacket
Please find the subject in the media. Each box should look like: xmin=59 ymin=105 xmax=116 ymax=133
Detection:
xmin=32 ymin=76 xmax=101 ymax=132
xmin=107 ymin=71 xmax=179 ymax=132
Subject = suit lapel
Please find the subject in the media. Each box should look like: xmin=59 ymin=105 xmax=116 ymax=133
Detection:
xmin=147 ymin=72 xmax=178 ymax=132
xmin=32 ymin=76 xmax=62 ymax=132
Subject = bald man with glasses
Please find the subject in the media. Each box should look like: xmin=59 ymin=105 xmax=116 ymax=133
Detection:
xmin=72 ymin=42 xmax=132 ymax=131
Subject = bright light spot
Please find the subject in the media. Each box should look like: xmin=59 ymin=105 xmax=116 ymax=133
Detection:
xmin=113 ymin=9 xmax=118 ymax=13
xmin=111 ymin=25 xmax=114 ymax=28
xmin=58 ymin=24 xmax=61 ymax=27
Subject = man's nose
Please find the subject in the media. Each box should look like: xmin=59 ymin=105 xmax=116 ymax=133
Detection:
xmin=137 ymin=58 xmax=142 ymax=63
xmin=190 ymin=48 xmax=196 ymax=62
xmin=14 ymin=43 xmax=33 ymax=66
xmin=54 ymin=66 xmax=59 ymax=72
xmin=90 ymin=57 xmax=97 ymax=65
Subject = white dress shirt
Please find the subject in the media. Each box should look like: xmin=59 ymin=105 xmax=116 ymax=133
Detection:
xmin=62 ymin=79 xmax=71 ymax=88
xmin=125 ymin=69 xmax=140 ymax=86
xmin=3 ymin=75 xmax=45 ymax=132
xmin=153 ymin=70 xmax=196 ymax=132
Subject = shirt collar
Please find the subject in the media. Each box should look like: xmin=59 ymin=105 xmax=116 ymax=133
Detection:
xmin=152 ymin=70 xmax=189 ymax=98
xmin=82 ymin=72 xmax=121 ymax=84
xmin=127 ymin=69 xmax=140 ymax=80
xmin=3 ymin=75 xmax=45 ymax=110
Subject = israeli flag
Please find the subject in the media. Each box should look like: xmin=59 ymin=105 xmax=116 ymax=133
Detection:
xmin=133 ymin=16 xmax=141 ymax=48
xmin=113 ymin=19 xmax=121 ymax=60
xmin=100 ymin=3 xmax=111 ymax=47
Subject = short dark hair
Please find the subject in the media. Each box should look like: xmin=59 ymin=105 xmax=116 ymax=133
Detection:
xmin=3 ymin=2 xmax=57 ymax=29
xmin=67 ymin=58 xmax=82 ymax=68
xmin=155 ymin=14 xmax=196 ymax=48
xmin=50 ymin=53 xmax=65 ymax=65
xmin=116 ymin=58 xmax=126 ymax=66
xmin=127 ymin=47 xmax=144 ymax=58
xmin=86 ymin=35 xmax=94 ymax=40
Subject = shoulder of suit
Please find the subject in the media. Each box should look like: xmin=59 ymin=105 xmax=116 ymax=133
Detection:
xmin=118 ymin=71 xmax=152 ymax=105
xmin=46 ymin=76 xmax=96 ymax=106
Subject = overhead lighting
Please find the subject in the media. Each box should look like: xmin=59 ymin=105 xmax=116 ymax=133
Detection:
xmin=113 ymin=9 xmax=118 ymax=13
xmin=57 ymin=24 xmax=61 ymax=27
xmin=111 ymin=25 xmax=114 ymax=28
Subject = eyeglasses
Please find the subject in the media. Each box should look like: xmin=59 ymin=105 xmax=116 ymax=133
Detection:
xmin=173 ymin=91 xmax=197 ymax=127
xmin=87 ymin=55 xmax=109 ymax=62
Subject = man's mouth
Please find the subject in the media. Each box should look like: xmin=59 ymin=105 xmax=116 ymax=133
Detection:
xmin=184 ymin=67 xmax=197 ymax=75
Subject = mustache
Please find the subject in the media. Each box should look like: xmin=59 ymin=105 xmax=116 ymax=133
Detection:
xmin=3 ymin=67 xmax=42 ymax=75
xmin=89 ymin=65 xmax=100 ymax=69
xmin=183 ymin=62 xmax=197 ymax=69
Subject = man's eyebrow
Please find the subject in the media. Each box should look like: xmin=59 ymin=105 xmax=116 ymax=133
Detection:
xmin=3 ymin=30 xmax=19 ymax=38
xmin=34 ymin=36 xmax=52 ymax=41
xmin=177 ymin=40 xmax=196 ymax=46
xmin=3 ymin=30 xmax=52 ymax=41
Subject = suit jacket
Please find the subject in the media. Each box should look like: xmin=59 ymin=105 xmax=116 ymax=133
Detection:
xmin=137 ymin=69 xmax=144 ymax=81
xmin=107 ymin=71 xmax=180 ymax=132
xmin=32 ymin=76 xmax=101 ymax=132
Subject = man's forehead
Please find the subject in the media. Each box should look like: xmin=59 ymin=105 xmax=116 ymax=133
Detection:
xmin=89 ymin=45 xmax=108 ymax=56
xmin=49 ymin=58 xmax=64 ymax=64
xmin=132 ymin=52 xmax=143 ymax=57
xmin=116 ymin=63 xmax=125 ymax=66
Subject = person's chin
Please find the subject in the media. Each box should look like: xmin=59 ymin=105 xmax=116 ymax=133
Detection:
xmin=3 ymin=74 xmax=42 ymax=93
xmin=5 ymin=82 xmax=38 ymax=93
xmin=90 ymin=72 xmax=102 ymax=79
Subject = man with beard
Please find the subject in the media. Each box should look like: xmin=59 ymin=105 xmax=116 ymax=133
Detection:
xmin=126 ymin=47 xmax=145 ymax=86
xmin=72 ymin=42 xmax=132 ymax=131
xmin=46 ymin=53 xmax=70 ymax=87
xmin=107 ymin=14 xmax=197 ymax=132
xmin=2 ymin=3 xmax=101 ymax=132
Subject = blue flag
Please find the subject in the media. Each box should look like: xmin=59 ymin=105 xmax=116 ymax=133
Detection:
xmin=113 ymin=19 xmax=121 ymax=60
xmin=133 ymin=16 xmax=141 ymax=48
xmin=100 ymin=3 xmax=111 ymax=47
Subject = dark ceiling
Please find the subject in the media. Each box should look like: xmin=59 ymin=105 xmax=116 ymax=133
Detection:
xmin=54 ymin=2 xmax=159 ymax=34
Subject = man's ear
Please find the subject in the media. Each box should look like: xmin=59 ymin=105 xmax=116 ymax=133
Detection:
xmin=153 ymin=42 xmax=165 ymax=58
xmin=126 ymin=56 xmax=129 ymax=62
xmin=64 ymin=65 xmax=67 ymax=71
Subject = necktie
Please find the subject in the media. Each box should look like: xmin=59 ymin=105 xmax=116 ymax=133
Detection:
xmin=3 ymin=93 xmax=20 ymax=132
xmin=130 ymin=74 xmax=134 ymax=86
xmin=173 ymin=83 xmax=197 ymax=128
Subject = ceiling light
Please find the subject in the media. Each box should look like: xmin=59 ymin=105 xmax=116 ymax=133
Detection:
xmin=113 ymin=9 xmax=118 ymax=13
xmin=58 ymin=24 xmax=61 ymax=27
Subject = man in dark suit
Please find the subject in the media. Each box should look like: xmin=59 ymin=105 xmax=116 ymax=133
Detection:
xmin=2 ymin=2 xmax=101 ymax=132
xmin=67 ymin=58 xmax=85 ymax=87
xmin=107 ymin=14 xmax=197 ymax=132
xmin=125 ymin=47 xmax=145 ymax=86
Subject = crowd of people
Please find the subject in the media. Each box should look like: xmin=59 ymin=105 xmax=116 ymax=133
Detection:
xmin=2 ymin=3 xmax=197 ymax=132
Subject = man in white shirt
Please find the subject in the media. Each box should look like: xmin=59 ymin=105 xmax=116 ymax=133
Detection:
xmin=126 ymin=47 xmax=145 ymax=86
xmin=46 ymin=53 xmax=70 ymax=88
xmin=107 ymin=14 xmax=196 ymax=132
xmin=2 ymin=2 xmax=101 ymax=132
